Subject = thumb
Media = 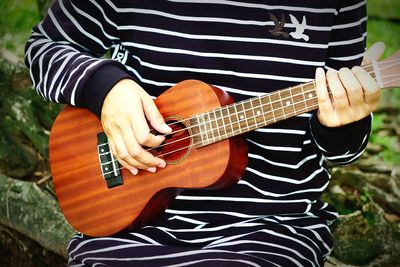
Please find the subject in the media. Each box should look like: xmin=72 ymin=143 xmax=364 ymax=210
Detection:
xmin=362 ymin=42 xmax=385 ymax=65
xmin=141 ymin=95 xmax=172 ymax=134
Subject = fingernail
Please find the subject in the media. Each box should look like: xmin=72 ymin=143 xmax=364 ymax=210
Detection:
xmin=162 ymin=123 xmax=172 ymax=132
xmin=147 ymin=167 xmax=157 ymax=173
xmin=157 ymin=162 xmax=166 ymax=168
xmin=130 ymin=168 xmax=138 ymax=175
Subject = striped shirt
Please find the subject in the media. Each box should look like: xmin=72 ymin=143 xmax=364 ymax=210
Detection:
xmin=26 ymin=0 xmax=371 ymax=266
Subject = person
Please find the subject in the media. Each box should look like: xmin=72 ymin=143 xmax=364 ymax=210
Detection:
xmin=25 ymin=0 xmax=382 ymax=266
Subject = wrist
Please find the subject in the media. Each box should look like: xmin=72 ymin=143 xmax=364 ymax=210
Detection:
xmin=83 ymin=62 xmax=132 ymax=117
xmin=310 ymin=111 xmax=372 ymax=153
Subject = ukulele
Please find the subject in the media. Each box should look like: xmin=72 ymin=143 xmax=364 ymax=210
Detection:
xmin=49 ymin=51 xmax=400 ymax=237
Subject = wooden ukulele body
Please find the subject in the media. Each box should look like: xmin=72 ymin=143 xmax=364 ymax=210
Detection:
xmin=50 ymin=80 xmax=248 ymax=237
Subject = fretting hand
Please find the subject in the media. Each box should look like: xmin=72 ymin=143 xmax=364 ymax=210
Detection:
xmin=101 ymin=79 xmax=172 ymax=175
xmin=315 ymin=42 xmax=385 ymax=127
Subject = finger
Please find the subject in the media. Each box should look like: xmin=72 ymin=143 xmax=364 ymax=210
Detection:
xmin=327 ymin=69 xmax=349 ymax=111
xmin=107 ymin=124 xmax=163 ymax=171
xmin=110 ymin=131 xmax=152 ymax=170
xmin=315 ymin=67 xmax=333 ymax=113
xmin=108 ymin=138 xmax=138 ymax=175
xmin=104 ymin=118 xmax=160 ymax=171
xmin=123 ymin=128 xmax=166 ymax=169
xmin=362 ymin=42 xmax=385 ymax=65
xmin=352 ymin=66 xmax=381 ymax=106
xmin=338 ymin=67 xmax=363 ymax=107
xmin=141 ymin=94 xmax=172 ymax=134
xmin=130 ymin=118 xmax=166 ymax=148
xmin=125 ymin=100 xmax=166 ymax=148
xmin=123 ymin=144 xmax=165 ymax=171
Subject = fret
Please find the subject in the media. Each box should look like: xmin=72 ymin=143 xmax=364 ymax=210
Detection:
xmin=291 ymin=85 xmax=307 ymax=114
xmin=301 ymin=83 xmax=314 ymax=110
xmin=278 ymin=90 xmax=287 ymax=119
xmin=221 ymin=105 xmax=234 ymax=138
xmin=189 ymin=116 xmax=202 ymax=146
xmin=243 ymin=99 xmax=258 ymax=131
xmin=300 ymin=84 xmax=308 ymax=110
xmin=304 ymin=82 xmax=318 ymax=108
xmin=269 ymin=91 xmax=281 ymax=122
xmin=233 ymin=104 xmax=242 ymax=133
xmin=257 ymin=96 xmax=267 ymax=125
xmin=249 ymin=98 xmax=259 ymax=128
xmin=196 ymin=113 xmax=207 ymax=146
xmin=204 ymin=112 xmax=215 ymax=144
xmin=239 ymin=101 xmax=250 ymax=131
xmin=288 ymin=87 xmax=296 ymax=114
xmin=214 ymin=109 xmax=227 ymax=140
xmin=212 ymin=112 xmax=221 ymax=143
xmin=262 ymin=93 xmax=275 ymax=124
xmin=279 ymin=88 xmax=295 ymax=119
xmin=227 ymin=105 xmax=240 ymax=136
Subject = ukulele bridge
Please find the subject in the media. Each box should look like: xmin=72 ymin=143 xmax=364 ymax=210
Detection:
xmin=97 ymin=132 xmax=123 ymax=188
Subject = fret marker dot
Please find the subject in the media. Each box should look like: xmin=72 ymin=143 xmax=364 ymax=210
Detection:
xmin=286 ymin=101 xmax=291 ymax=106
xmin=101 ymin=149 xmax=104 ymax=152
xmin=105 ymin=167 xmax=108 ymax=171
xmin=240 ymin=115 xmax=245 ymax=120
xmin=256 ymin=110 xmax=261 ymax=115
xmin=308 ymin=93 xmax=313 ymax=98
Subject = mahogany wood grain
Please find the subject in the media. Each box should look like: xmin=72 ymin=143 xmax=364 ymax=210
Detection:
xmin=50 ymin=80 xmax=248 ymax=237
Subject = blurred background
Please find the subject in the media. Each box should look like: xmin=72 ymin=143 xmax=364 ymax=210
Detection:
xmin=0 ymin=0 xmax=399 ymax=266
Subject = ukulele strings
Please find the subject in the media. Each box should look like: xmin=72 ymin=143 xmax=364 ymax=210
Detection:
xmin=104 ymin=79 xmax=396 ymax=176
xmin=101 ymin=79 xmax=321 ymax=161
xmin=118 ymin=81 xmax=319 ymax=154
xmin=145 ymin=61 xmax=398 ymax=152
xmin=150 ymin=72 xmax=400 ymax=161
xmin=102 ymin=60 xmax=399 ymax=175
xmin=103 ymin=101 xmax=321 ymax=176
xmin=104 ymin=62 xmax=397 ymax=172
xmin=151 ymin=59 xmax=398 ymax=140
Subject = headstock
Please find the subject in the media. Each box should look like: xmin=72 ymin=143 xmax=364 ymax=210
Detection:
xmin=369 ymin=50 xmax=400 ymax=89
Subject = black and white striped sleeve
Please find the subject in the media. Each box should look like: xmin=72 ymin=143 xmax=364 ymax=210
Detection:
xmin=309 ymin=0 xmax=371 ymax=165
xmin=25 ymin=0 xmax=132 ymax=116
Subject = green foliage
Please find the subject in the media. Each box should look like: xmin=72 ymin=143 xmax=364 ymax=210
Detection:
xmin=369 ymin=113 xmax=400 ymax=164
xmin=0 ymin=0 xmax=40 ymax=57
xmin=368 ymin=0 xmax=400 ymax=20
xmin=366 ymin=13 xmax=400 ymax=165
xmin=367 ymin=19 xmax=400 ymax=58
xmin=360 ymin=186 xmax=373 ymax=204
xmin=321 ymin=192 xmax=360 ymax=215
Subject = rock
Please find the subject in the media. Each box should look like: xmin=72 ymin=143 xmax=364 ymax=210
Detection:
xmin=330 ymin=201 xmax=400 ymax=266
xmin=0 ymin=224 xmax=67 ymax=266
xmin=323 ymin=157 xmax=400 ymax=266
xmin=0 ymin=122 xmax=38 ymax=178
xmin=329 ymin=160 xmax=400 ymax=215
xmin=0 ymin=58 xmax=62 ymax=178
xmin=0 ymin=174 xmax=75 ymax=258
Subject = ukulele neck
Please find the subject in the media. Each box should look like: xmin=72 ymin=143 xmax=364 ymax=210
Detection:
xmin=192 ymin=54 xmax=399 ymax=148
xmin=193 ymin=81 xmax=319 ymax=147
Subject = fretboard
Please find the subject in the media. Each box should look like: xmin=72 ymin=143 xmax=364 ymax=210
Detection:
xmin=191 ymin=61 xmax=382 ymax=147
xmin=193 ymin=81 xmax=319 ymax=147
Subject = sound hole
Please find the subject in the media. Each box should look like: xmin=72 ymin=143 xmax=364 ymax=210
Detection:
xmin=152 ymin=119 xmax=192 ymax=164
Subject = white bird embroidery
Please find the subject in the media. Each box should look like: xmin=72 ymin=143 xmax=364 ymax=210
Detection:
xmin=289 ymin=14 xmax=309 ymax=42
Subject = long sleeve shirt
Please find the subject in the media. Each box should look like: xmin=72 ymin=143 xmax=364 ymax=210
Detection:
xmin=26 ymin=1 xmax=371 ymax=264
